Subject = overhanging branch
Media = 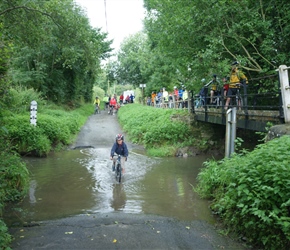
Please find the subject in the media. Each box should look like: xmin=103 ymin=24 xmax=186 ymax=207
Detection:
xmin=0 ymin=5 xmax=61 ymax=28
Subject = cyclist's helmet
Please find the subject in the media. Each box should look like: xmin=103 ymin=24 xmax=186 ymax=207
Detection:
xmin=116 ymin=134 xmax=124 ymax=141
xmin=231 ymin=61 xmax=239 ymax=66
xmin=96 ymin=96 xmax=99 ymax=99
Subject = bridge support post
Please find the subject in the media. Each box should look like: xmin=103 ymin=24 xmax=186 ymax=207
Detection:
xmin=278 ymin=65 xmax=290 ymax=123
xmin=225 ymin=107 xmax=237 ymax=158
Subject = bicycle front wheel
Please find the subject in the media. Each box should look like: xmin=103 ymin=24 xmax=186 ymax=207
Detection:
xmin=115 ymin=164 xmax=122 ymax=183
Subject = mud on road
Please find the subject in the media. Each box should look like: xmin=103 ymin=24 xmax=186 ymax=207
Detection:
xmin=9 ymin=110 xmax=249 ymax=250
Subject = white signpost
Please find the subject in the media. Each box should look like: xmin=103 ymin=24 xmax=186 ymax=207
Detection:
xmin=140 ymin=84 xmax=146 ymax=104
xmin=30 ymin=100 xmax=37 ymax=126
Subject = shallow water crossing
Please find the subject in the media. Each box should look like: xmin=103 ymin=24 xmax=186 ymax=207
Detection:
xmin=5 ymin=148 xmax=216 ymax=226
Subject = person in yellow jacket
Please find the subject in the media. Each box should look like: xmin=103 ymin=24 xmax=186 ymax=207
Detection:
xmin=93 ymin=96 xmax=101 ymax=114
xmin=94 ymin=96 xmax=100 ymax=106
xmin=225 ymin=61 xmax=248 ymax=110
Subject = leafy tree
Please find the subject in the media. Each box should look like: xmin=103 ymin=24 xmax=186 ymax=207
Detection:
xmin=143 ymin=0 xmax=290 ymax=92
xmin=0 ymin=0 xmax=113 ymax=104
xmin=115 ymin=32 xmax=148 ymax=87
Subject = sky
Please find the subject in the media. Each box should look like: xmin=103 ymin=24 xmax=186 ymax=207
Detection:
xmin=74 ymin=0 xmax=145 ymax=52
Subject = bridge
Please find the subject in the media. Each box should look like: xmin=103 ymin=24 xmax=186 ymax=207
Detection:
xmin=148 ymin=65 xmax=290 ymax=133
xmin=190 ymin=65 xmax=290 ymax=132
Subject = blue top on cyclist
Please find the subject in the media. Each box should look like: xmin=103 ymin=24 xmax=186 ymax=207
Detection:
xmin=110 ymin=134 xmax=129 ymax=160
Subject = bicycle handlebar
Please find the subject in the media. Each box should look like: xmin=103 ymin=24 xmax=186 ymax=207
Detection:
xmin=113 ymin=154 xmax=127 ymax=161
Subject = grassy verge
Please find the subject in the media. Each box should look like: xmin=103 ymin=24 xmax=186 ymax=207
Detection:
xmin=0 ymin=87 xmax=94 ymax=249
xmin=117 ymin=103 xmax=218 ymax=157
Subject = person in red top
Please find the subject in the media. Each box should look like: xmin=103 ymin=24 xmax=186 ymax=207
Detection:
xmin=119 ymin=94 xmax=124 ymax=105
xmin=109 ymin=97 xmax=117 ymax=115
xmin=173 ymin=86 xmax=179 ymax=102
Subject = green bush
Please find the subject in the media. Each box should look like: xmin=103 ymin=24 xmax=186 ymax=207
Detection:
xmin=37 ymin=115 xmax=71 ymax=145
xmin=0 ymin=152 xmax=29 ymax=202
xmin=119 ymin=104 xmax=194 ymax=145
xmin=196 ymin=136 xmax=290 ymax=250
xmin=0 ymin=87 xmax=92 ymax=248
xmin=2 ymin=103 xmax=92 ymax=156
xmin=7 ymin=86 xmax=46 ymax=114
xmin=0 ymin=150 xmax=29 ymax=249
xmin=0 ymin=220 xmax=11 ymax=250
xmin=4 ymin=116 xmax=51 ymax=156
xmin=41 ymin=107 xmax=87 ymax=135
xmin=117 ymin=104 xmax=213 ymax=156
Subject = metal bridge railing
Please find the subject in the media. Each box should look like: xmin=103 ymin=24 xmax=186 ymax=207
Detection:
xmin=147 ymin=65 xmax=290 ymax=126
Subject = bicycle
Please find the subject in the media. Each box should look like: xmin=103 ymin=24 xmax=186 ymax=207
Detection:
xmin=94 ymin=105 xmax=100 ymax=114
xmin=108 ymin=105 xmax=114 ymax=115
xmin=234 ymin=83 xmax=244 ymax=110
xmin=113 ymin=154 xmax=122 ymax=183
xmin=104 ymin=102 xmax=109 ymax=111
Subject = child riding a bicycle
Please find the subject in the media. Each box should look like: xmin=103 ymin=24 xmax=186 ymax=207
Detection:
xmin=110 ymin=134 xmax=129 ymax=172
xmin=224 ymin=61 xmax=248 ymax=110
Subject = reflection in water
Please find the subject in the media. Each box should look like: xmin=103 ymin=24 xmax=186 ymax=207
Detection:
xmin=110 ymin=184 xmax=126 ymax=211
xmin=4 ymin=148 xmax=217 ymax=226
xmin=138 ymin=156 xmax=215 ymax=222
xmin=29 ymin=180 xmax=37 ymax=204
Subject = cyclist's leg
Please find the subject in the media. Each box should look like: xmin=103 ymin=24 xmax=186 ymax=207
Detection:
xmin=225 ymin=88 xmax=233 ymax=110
xmin=112 ymin=156 xmax=116 ymax=171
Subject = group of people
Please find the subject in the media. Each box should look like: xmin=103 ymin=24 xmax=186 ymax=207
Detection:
xmin=197 ymin=61 xmax=248 ymax=109
xmin=95 ymin=93 xmax=133 ymax=115
xmin=93 ymin=94 xmax=119 ymax=115
xmin=119 ymin=93 xmax=135 ymax=105
xmin=147 ymin=86 xmax=189 ymax=108
xmin=108 ymin=62 xmax=247 ymax=180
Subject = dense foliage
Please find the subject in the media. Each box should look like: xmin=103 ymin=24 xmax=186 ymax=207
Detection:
xmin=118 ymin=104 xmax=217 ymax=156
xmin=196 ymin=136 xmax=290 ymax=250
xmin=107 ymin=0 xmax=289 ymax=96
xmin=0 ymin=0 xmax=112 ymax=105
xmin=0 ymin=87 xmax=93 ymax=249
xmin=1 ymin=87 xmax=92 ymax=156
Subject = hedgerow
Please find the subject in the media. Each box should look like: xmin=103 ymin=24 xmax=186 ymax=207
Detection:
xmin=196 ymin=135 xmax=290 ymax=250
xmin=0 ymin=87 xmax=93 ymax=249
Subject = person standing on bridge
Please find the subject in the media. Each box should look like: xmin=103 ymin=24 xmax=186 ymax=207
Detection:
xmin=225 ymin=61 xmax=248 ymax=110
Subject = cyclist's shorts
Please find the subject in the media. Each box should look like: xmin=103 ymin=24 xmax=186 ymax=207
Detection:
xmin=227 ymin=88 xmax=238 ymax=97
